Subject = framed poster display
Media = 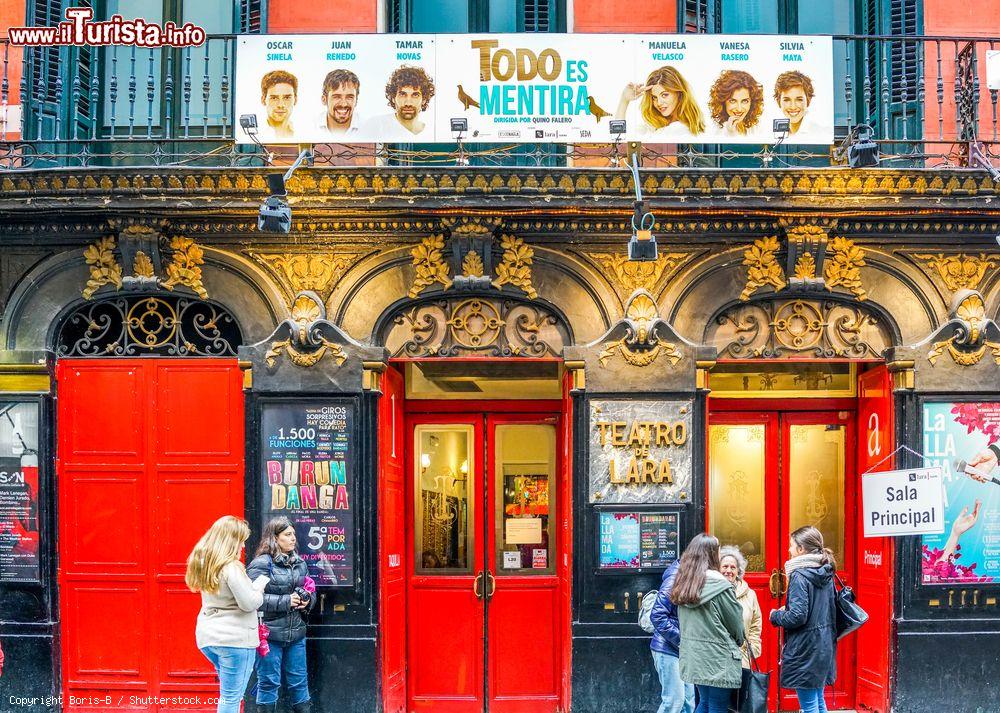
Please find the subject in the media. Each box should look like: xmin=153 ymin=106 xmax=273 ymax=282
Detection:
xmin=596 ymin=508 xmax=681 ymax=573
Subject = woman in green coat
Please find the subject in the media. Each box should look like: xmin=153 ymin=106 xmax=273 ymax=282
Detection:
xmin=671 ymin=533 xmax=745 ymax=713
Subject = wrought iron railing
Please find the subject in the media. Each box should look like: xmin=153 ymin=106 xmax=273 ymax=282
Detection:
xmin=0 ymin=33 xmax=998 ymax=170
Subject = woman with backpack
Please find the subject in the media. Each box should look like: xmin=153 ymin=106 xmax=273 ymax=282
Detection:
xmin=185 ymin=516 xmax=268 ymax=713
xmin=769 ymin=525 xmax=838 ymax=713
xmin=672 ymin=533 xmax=745 ymax=713
xmin=247 ymin=517 xmax=316 ymax=713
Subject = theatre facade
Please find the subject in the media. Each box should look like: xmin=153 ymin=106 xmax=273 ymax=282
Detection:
xmin=1 ymin=165 xmax=1000 ymax=712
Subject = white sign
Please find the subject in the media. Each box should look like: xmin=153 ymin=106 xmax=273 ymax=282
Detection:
xmin=862 ymin=466 xmax=945 ymax=538
xmin=988 ymin=51 xmax=1000 ymax=91
xmin=505 ymin=517 xmax=543 ymax=544
xmin=234 ymin=33 xmax=834 ymax=145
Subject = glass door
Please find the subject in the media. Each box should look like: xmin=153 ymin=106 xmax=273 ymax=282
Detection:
xmin=708 ymin=411 xmax=856 ymax=712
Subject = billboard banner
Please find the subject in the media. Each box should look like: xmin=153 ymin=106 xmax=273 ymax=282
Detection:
xmin=235 ymin=33 xmax=833 ymax=145
xmin=922 ymin=402 xmax=1000 ymax=585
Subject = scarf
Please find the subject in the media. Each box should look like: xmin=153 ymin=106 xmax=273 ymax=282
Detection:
xmin=784 ymin=552 xmax=827 ymax=576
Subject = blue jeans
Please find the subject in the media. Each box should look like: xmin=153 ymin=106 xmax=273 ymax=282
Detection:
xmin=256 ymin=637 xmax=310 ymax=705
xmin=796 ymin=687 xmax=829 ymax=713
xmin=694 ymin=684 xmax=733 ymax=713
xmin=200 ymin=646 xmax=256 ymax=713
xmin=651 ymin=651 xmax=695 ymax=713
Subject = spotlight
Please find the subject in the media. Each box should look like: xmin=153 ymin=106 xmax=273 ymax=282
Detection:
xmin=451 ymin=117 xmax=468 ymax=137
xmin=848 ymin=124 xmax=880 ymax=168
xmin=239 ymin=113 xmax=258 ymax=134
xmin=257 ymin=149 xmax=311 ymax=234
xmin=773 ymin=118 xmax=790 ymax=134
xmin=609 ymin=119 xmax=626 ymax=137
xmin=625 ymin=151 xmax=658 ymax=262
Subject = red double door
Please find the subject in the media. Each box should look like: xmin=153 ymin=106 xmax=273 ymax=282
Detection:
xmin=708 ymin=409 xmax=857 ymax=711
xmin=405 ymin=409 xmax=568 ymax=713
xmin=56 ymin=358 xmax=245 ymax=710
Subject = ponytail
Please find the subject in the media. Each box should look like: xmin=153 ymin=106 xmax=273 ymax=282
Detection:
xmin=789 ymin=525 xmax=836 ymax=569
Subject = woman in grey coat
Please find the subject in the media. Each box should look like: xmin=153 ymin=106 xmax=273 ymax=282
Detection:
xmin=247 ymin=517 xmax=315 ymax=713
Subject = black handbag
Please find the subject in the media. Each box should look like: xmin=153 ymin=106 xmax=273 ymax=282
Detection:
xmin=833 ymin=573 xmax=868 ymax=640
xmin=731 ymin=650 xmax=770 ymax=713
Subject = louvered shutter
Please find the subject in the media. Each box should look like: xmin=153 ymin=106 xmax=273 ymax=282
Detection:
xmin=239 ymin=0 xmax=267 ymax=33
xmin=23 ymin=0 xmax=62 ymax=140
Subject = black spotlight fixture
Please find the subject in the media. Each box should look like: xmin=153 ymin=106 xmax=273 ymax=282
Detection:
xmin=258 ymin=149 xmax=312 ymax=234
xmin=848 ymin=124 xmax=880 ymax=168
xmin=625 ymin=150 xmax=658 ymax=262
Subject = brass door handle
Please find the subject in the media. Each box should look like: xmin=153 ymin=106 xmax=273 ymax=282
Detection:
xmin=779 ymin=569 xmax=788 ymax=597
xmin=486 ymin=571 xmax=496 ymax=599
xmin=769 ymin=568 xmax=781 ymax=598
xmin=474 ymin=571 xmax=484 ymax=599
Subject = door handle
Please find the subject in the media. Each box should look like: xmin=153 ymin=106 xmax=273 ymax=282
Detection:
xmin=769 ymin=568 xmax=781 ymax=598
xmin=486 ymin=571 xmax=496 ymax=599
xmin=473 ymin=571 xmax=484 ymax=599
xmin=779 ymin=569 xmax=788 ymax=598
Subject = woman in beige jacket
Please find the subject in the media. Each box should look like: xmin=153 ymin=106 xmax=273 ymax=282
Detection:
xmin=720 ymin=545 xmax=762 ymax=668
xmin=185 ymin=516 xmax=269 ymax=713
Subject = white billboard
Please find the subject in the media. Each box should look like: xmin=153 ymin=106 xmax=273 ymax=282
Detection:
xmin=235 ymin=33 xmax=833 ymax=145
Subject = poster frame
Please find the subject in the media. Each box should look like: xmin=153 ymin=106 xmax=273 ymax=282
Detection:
xmin=0 ymin=397 xmax=47 ymax=586
xmin=592 ymin=503 xmax=683 ymax=576
xmin=249 ymin=394 xmax=361 ymax=590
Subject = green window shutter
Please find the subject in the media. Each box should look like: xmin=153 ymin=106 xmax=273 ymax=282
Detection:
xmin=681 ymin=0 xmax=720 ymax=33
xmin=240 ymin=0 xmax=267 ymax=33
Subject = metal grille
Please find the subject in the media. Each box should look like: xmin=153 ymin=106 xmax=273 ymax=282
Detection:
xmin=239 ymin=0 xmax=265 ymax=33
xmin=523 ymin=0 xmax=551 ymax=32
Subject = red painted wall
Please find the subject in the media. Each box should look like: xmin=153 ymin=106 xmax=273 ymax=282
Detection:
xmin=267 ymin=0 xmax=378 ymax=33
xmin=922 ymin=0 xmax=1000 ymax=144
xmin=574 ymin=0 xmax=677 ymax=33
xmin=0 ymin=0 xmax=25 ymax=139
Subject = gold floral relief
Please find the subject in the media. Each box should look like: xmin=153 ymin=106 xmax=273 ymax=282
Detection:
xmin=409 ymin=234 xmax=453 ymax=298
xmin=914 ymin=253 xmax=996 ymax=292
xmin=585 ymin=251 xmax=687 ymax=296
xmin=161 ymin=236 xmax=208 ymax=299
xmin=82 ymin=236 xmax=123 ymax=299
xmin=824 ymin=237 xmax=867 ymax=301
xmin=793 ymin=252 xmax=817 ymax=280
xmin=492 ymin=234 xmax=537 ymax=299
xmin=740 ymin=236 xmax=786 ymax=301
xmin=132 ymin=251 xmax=155 ymax=278
xmin=462 ymin=250 xmax=485 ymax=278
xmin=251 ymin=252 xmax=363 ymax=301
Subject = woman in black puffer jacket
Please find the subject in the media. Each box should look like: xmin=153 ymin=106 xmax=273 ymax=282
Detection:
xmin=247 ymin=517 xmax=315 ymax=713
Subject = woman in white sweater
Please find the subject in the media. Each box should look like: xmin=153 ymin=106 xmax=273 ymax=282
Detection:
xmin=185 ymin=516 xmax=269 ymax=713
xmin=719 ymin=545 xmax=763 ymax=669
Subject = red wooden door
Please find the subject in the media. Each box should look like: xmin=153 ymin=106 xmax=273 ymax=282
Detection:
xmin=379 ymin=367 xmax=407 ymax=713
xmin=57 ymin=358 xmax=244 ymax=711
xmin=708 ymin=409 xmax=857 ymax=711
xmin=405 ymin=411 xmax=565 ymax=713
xmin=854 ymin=366 xmax=894 ymax=713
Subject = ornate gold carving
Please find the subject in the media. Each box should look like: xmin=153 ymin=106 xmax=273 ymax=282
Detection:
xmin=914 ymin=253 xmax=996 ymax=292
xmin=928 ymin=291 xmax=1000 ymax=366
xmin=462 ymin=250 xmax=485 ymax=278
xmin=161 ymin=236 xmax=208 ymax=299
xmin=824 ymin=237 xmax=867 ymax=301
xmin=793 ymin=253 xmax=817 ymax=280
xmin=585 ymin=252 xmax=687 ymax=295
xmin=598 ymin=291 xmax=682 ymax=368
xmin=409 ymin=234 xmax=452 ymax=298
xmin=265 ymin=294 xmax=347 ymax=368
xmin=492 ymin=235 xmax=537 ymax=299
xmin=133 ymin=251 xmax=155 ymax=278
xmin=126 ymin=297 xmax=177 ymax=348
xmin=740 ymin=236 xmax=786 ymax=300
xmin=446 ymin=299 xmax=504 ymax=349
xmin=771 ymin=300 xmax=825 ymax=352
xmin=251 ymin=252 xmax=365 ymax=301
xmin=82 ymin=237 xmax=123 ymax=299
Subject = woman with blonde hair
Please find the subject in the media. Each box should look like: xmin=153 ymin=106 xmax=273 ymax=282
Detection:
xmin=615 ymin=66 xmax=705 ymax=137
xmin=186 ymin=515 xmax=269 ymax=713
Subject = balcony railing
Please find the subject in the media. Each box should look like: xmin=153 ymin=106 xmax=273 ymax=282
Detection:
xmin=0 ymin=33 xmax=998 ymax=170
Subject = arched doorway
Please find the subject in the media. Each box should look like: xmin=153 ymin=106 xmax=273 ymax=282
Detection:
xmin=52 ymin=293 xmax=246 ymax=710
xmin=375 ymin=291 xmax=573 ymax=713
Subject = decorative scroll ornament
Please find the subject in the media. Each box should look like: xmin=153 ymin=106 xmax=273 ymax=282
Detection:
xmin=250 ymin=251 xmax=367 ymax=302
xmin=927 ymin=290 xmax=1000 ymax=367
xmin=598 ymin=291 xmax=682 ymax=368
xmin=583 ymin=251 xmax=687 ymax=296
xmin=56 ymin=294 xmax=241 ymax=356
xmin=409 ymin=234 xmax=453 ymax=298
xmin=914 ymin=253 xmax=996 ymax=293
xmin=82 ymin=237 xmax=123 ymax=299
xmin=492 ymin=235 xmax=537 ymax=299
xmin=265 ymin=292 xmax=347 ymax=368
xmin=161 ymin=236 xmax=208 ymax=299
xmin=824 ymin=237 xmax=867 ymax=301
xmin=709 ymin=298 xmax=890 ymax=359
xmin=385 ymin=296 xmax=567 ymax=358
xmin=740 ymin=236 xmax=786 ymax=300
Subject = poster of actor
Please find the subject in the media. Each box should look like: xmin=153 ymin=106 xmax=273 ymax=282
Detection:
xmin=318 ymin=69 xmax=361 ymax=136
xmin=363 ymin=66 xmax=435 ymax=140
xmin=922 ymin=401 xmax=1000 ymax=585
xmin=256 ymin=69 xmax=298 ymax=141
